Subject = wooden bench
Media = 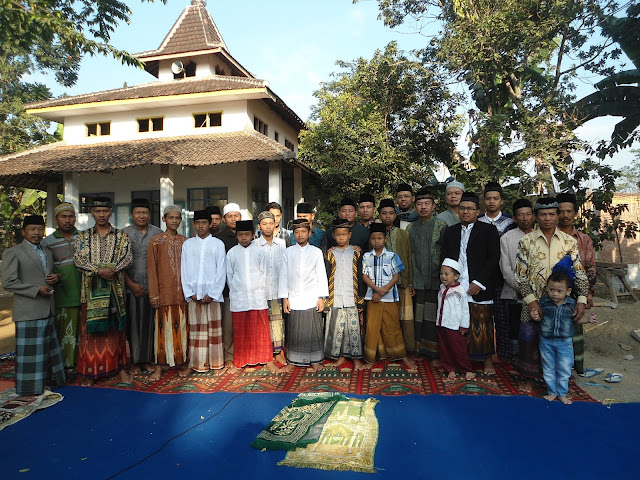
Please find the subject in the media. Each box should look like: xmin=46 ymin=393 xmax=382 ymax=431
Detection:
xmin=596 ymin=261 xmax=639 ymax=303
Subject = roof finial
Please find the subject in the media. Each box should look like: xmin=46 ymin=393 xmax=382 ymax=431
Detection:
xmin=191 ymin=0 xmax=206 ymax=6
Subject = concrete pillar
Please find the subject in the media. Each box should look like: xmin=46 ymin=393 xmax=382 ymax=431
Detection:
xmin=46 ymin=181 xmax=58 ymax=233
xmin=293 ymin=167 xmax=303 ymax=216
xmin=268 ymin=161 xmax=282 ymax=205
xmin=63 ymin=172 xmax=79 ymax=213
xmin=160 ymin=165 xmax=174 ymax=230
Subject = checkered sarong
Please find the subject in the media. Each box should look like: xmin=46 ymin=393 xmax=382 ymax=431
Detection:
xmin=15 ymin=317 xmax=65 ymax=395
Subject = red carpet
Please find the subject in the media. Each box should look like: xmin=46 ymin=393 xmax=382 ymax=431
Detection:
xmin=0 ymin=359 xmax=594 ymax=401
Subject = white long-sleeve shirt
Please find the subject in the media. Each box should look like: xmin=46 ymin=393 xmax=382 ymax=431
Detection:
xmin=253 ymin=236 xmax=286 ymax=301
xmin=226 ymin=243 xmax=267 ymax=312
xmin=181 ymin=235 xmax=226 ymax=303
xmin=278 ymin=243 xmax=329 ymax=310
xmin=436 ymin=283 xmax=470 ymax=330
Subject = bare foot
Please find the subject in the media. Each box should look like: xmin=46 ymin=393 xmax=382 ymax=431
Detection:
xmin=521 ymin=380 xmax=533 ymax=393
xmin=142 ymin=363 xmax=156 ymax=373
xmin=178 ymin=366 xmax=192 ymax=378
xmin=79 ymin=376 xmax=94 ymax=387
xmin=447 ymin=371 xmax=456 ymax=381
xmin=149 ymin=365 xmax=162 ymax=381
xmin=558 ymin=396 xmax=572 ymax=405
xmin=329 ymin=357 xmax=346 ymax=367
xmin=353 ymin=359 xmax=364 ymax=371
xmin=117 ymin=369 xmax=132 ymax=383
xmin=402 ymin=357 xmax=417 ymax=370
xmin=430 ymin=359 xmax=441 ymax=367
xmin=543 ymin=394 xmax=557 ymax=402
xmin=281 ymin=364 xmax=296 ymax=372
xmin=266 ymin=361 xmax=280 ymax=374
xmin=465 ymin=371 xmax=476 ymax=381
xmin=225 ymin=360 xmax=240 ymax=373
xmin=483 ymin=358 xmax=496 ymax=375
xmin=361 ymin=362 xmax=372 ymax=370
xmin=310 ymin=362 xmax=324 ymax=371
xmin=128 ymin=365 xmax=141 ymax=375
xmin=274 ymin=352 xmax=287 ymax=365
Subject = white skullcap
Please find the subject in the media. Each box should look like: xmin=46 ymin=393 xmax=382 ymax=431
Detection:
xmin=223 ymin=203 xmax=241 ymax=216
xmin=446 ymin=180 xmax=465 ymax=192
xmin=163 ymin=205 xmax=181 ymax=215
xmin=442 ymin=258 xmax=462 ymax=274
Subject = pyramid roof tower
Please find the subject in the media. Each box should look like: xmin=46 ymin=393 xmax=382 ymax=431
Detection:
xmin=135 ymin=0 xmax=252 ymax=78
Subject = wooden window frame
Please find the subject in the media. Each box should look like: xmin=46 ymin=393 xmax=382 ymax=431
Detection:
xmin=85 ymin=121 xmax=111 ymax=137
xmin=193 ymin=111 xmax=223 ymax=129
xmin=137 ymin=116 xmax=164 ymax=133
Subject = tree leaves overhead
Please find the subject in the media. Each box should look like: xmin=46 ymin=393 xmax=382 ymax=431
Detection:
xmin=299 ymin=42 xmax=461 ymax=214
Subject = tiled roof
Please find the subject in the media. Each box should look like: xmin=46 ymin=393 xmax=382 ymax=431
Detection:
xmin=135 ymin=1 xmax=227 ymax=59
xmin=0 ymin=130 xmax=315 ymax=190
xmin=26 ymin=75 xmax=268 ymax=110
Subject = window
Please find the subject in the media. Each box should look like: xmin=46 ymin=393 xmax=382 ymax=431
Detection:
xmin=80 ymin=192 xmax=115 ymax=213
xmin=131 ymin=190 xmax=161 ymax=227
xmin=86 ymin=122 xmax=111 ymax=137
xmin=194 ymin=112 xmax=222 ymax=128
xmin=215 ymin=65 xmax=226 ymax=76
xmin=137 ymin=117 xmax=164 ymax=133
xmin=253 ymin=116 xmax=268 ymax=136
xmin=251 ymin=190 xmax=267 ymax=220
xmin=285 ymin=139 xmax=294 ymax=150
xmin=174 ymin=61 xmax=196 ymax=79
xmin=187 ymin=187 xmax=228 ymax=213
xmin=274 ymin=131 xmax=279 ymax=142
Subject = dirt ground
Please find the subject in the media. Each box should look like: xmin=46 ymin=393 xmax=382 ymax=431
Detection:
xmin=0 ymin=285 xmax=638 ymax=403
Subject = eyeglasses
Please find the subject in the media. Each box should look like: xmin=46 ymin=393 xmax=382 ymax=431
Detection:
xmin=458 ymin=206 xmax=478 ymax=212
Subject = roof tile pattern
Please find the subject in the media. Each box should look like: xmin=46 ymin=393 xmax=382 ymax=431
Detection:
xmin=0 ymin=130 xmax=306 ymax=190
xmin=27 ymin=76 xmax=267 ymax=110
xmin=136 ymin=2 xmax=227 ymax=59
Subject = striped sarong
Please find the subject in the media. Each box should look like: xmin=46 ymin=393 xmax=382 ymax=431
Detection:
xmin=154 ymin=304 xmax=188 ymax=367
xmin=232 ymin=309 xmax=273 ymax=367
xmin=15 ymin=317 xmax=65 ymax=395
xmin=268 ymin=299 xmax=285 ymax=354
xmin=324 ymin=306 xmax=362 ymax=360
xmin=287 ymin=308 xmax=324 ymax=367
xmin=573 ymin=323 xmax=584 ymax=375
xmin=187 ymin=301 xmax=224 ymax=372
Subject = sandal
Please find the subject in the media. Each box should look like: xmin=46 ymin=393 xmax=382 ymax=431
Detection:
xmin=605 ymin=373 xmax=623 ymax=383
xmin=579 ymin=368 xmax=604 ymax=378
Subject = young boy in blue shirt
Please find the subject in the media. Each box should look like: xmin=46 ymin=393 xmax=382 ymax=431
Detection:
xmin=532 ymin=271 xmax=597 ymax=404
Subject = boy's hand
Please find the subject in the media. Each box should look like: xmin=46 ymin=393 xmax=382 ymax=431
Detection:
xmin=201 ymin=295 xmax=213 ymax=304
xmin=352 ymin=246 xmax=362 ymax=254
xmin=529 ymin=309 xmax=541 ymax=321
xmin=282 ymin=298 xmax=291 ymax=314
xmin=372 ymin=293 xmax=382 ymax=303
xmin=316 ymin=298 xmax=325 ymax=312
xmin=528 ymin=300 xmax=542 ymax=322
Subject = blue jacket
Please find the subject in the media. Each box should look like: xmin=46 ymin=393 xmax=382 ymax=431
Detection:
xmin=539 ymin=295 xmax=576 ymax=339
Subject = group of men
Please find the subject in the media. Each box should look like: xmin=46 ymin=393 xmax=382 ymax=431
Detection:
xmin=2 ymin=178 xmax=597 ymax=397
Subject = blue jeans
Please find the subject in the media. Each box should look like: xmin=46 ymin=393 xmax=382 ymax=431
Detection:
xmin=539 ymin=336 xmax=574 ymax=397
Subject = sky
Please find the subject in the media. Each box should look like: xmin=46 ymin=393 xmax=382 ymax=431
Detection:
xmin=36 ymin=0 xmax=637 ymax=171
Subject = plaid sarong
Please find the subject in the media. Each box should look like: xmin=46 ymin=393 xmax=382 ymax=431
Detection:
xmin=15 ymin=317 xmax=65 ymax=395
xmin=188 ymin=302 xmax=224 ymax=372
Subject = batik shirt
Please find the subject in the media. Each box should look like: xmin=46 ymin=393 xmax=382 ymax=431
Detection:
xmin=363 ymin=247 xmax=404 ymax=302
xmin=515 ymin=227 xmax=589 ymax=322
xmin=326 ymin=246 xmax=363 ymax=309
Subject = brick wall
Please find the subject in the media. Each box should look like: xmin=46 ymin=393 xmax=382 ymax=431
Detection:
xmin=596 ymin=193 xmax=640 ymax=265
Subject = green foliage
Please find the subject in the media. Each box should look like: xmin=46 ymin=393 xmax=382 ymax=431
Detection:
xmin=0 ymin=188 xmax=47 ymax=254
xmin=555 ymin=158 xmax=637 ymax=256
xmin=616 ymin=150 xmax=640 ymax=193
xmin=299 ymin=42 xmax=461 ymax=217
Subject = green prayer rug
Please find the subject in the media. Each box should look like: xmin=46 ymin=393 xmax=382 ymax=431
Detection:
xmin=0 ymin=388 xmax=64 ymax=432
xmin=278 ymin=398 xmax=379 ymax=473
xmin=251 ymin=392 xmax=347 ymax=451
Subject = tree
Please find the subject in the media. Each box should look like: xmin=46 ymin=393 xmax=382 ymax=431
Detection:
xmin=368 ymin=0 xmax=621 ymax=194
xmin=298 ymin=42 xmax=461 ymax=218
xmin=573 ymin=4 xmax=640 ymax=158
xmin=616 ymin=150 xmax=640 ymax=193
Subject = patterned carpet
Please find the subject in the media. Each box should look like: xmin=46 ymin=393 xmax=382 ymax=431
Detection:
xmin=0 ymin=358 xmax=596 ymax=401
